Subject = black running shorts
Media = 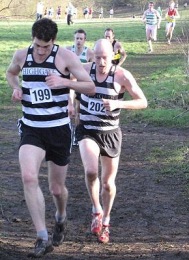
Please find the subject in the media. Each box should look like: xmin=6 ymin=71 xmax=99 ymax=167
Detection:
xmin=76 ymin=124 xmax=122 ymax=158
xmin=18 ymin=120 xmax=71 ymax=166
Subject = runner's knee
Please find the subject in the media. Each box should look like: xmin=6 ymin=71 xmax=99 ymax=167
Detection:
xmin=50 ymin=182 xmax=66 ymax=197
xmin=85 ymin=170 xmax=98 ymax=182
xmin=102 ymin=182 xmax=115 ymax=193
xmin=21 ymin=171 xmax=38 ymax=186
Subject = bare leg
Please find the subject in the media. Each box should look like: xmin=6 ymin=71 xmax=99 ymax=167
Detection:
xmin=146 ymin=28 xmax=153 ymax=52
xmin=79 ymin=138 xmax=102 ymax=213
xmin=169 ymin=26 xmax=174 ymax=42
xmin=19 ymin=145 xmax=46 ymax=232
xmin=166 ymin=23 xmax=173 ymax=44
xmin=148 ymin=39 xmax=153 ymax=52
xmin=100 ymin=156 xmax=119 ymax=225
xmin=48 ymin=162 xmax=68 ymax=220
xmin=49 ymin=162 xmax=68 ymax=246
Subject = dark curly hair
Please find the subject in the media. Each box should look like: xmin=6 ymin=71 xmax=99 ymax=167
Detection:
xmin=32 ymin=18 xmax=58 ymax=42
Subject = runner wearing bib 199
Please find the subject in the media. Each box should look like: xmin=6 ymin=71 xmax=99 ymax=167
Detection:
xmin=6 ymin=18 xmax=95 ymax=258
xmin=165 ymin=1 xmax=180 ymax=45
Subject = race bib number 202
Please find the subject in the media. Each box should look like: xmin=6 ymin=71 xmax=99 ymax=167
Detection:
xmin=88 ymin=98 xmax=106 ymax=115
xmin=30 ymin=87 xmax=53 ymax=104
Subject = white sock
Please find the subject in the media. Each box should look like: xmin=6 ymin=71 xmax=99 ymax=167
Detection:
xmin=37 ymin=230 xmax=48 ymax=241
xmin=103 ymin=216 xmax=110 ymax=226
xmin=92 ymin=205 xmax=103 ymax=214
xmin=55 ymin=212 xmax=66 ymax=223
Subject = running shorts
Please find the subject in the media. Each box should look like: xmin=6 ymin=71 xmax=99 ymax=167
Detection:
xmin=76 ymin=124 xmax=122 ymax=158
xmin=17 ymin=120 xmax=71 ymax=166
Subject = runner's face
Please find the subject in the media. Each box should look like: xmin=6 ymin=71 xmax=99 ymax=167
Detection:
xmin=169 ymin=3 xmax=175 ymax=9
xmin=32 ymin=37 xmax=54 ymax=58
xmin=149 ymin=2 xmax=154 ymax=9
xmin=94 ymin=48 xmax=113 ymax=74
xmin=104 ymin=31 xmax=114 ymax=43
xmin=74 ymin=33 xmax=86 ymax=48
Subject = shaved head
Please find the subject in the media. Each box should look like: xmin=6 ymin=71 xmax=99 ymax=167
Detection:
xmin=94 ymin=39 xmax=113 ymax=54
xmin=93 ymin=39 xmax=114 ymax=74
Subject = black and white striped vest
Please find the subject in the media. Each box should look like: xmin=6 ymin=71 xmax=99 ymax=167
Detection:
xmin=21 ymin=44 xmax=70 ymax=128
xmin=80 ymin=63 xmax=124 ymax=131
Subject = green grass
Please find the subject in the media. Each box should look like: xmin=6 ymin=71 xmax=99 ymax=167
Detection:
xmin=148 ymin=145 xmax=189 ymax=176
xmin=1 ymin=8 xmax=189 ymax=126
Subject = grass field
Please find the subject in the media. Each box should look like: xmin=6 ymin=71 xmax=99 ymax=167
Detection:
xmin=0 ymin=8 xmax=189 ymax=127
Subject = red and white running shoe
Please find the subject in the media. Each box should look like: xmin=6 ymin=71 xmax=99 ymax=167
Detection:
xmin=91 ymin=213 xmax=103 ymax=235
xmin=98 ymin=225 xmax=110 ymax=243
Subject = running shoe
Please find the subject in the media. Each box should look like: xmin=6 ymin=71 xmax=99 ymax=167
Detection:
xmin=52 ymin=218 xmax=67 ymax=246
xmin=27 ymin=238 xmax=54 ymax=258
xmin=91 ymin=213 xmax=103 ymax=235
xmin=98 ymin=225 xmax=110 ymax=243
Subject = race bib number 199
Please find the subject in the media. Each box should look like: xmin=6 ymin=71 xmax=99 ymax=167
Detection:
xmin=30 ymin=87 xmax=53 ymax=104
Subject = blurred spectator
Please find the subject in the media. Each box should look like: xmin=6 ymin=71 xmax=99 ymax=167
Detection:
xmin=56 ymin=6 xmax=61 ymax=20
xmin=99 ymin=7 xmax=103 ymax=18
xmin=109 ymin=8 xmax=114 ymax=18
xmin=67 ymin=3 xmax=74 ymax=25
xmin=83 ymin=7 xmax=89 ymax=19
xmin=44 ymin=7 xmax=47 ymax=17
xmin=36 ymin=1 xmax=43 ymax=20
xmin=48 ymin=7 xmax=54 ymax=19
xmin=88 ymin=7 xmax=93 ymax=19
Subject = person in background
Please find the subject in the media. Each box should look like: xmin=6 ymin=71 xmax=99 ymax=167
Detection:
xmin=6 ymin=18 xmax=95 ymax=258
xmin=88 ymin=7 xmax=93 ymax=19
xmin=104 ymin=28 xmax=127 ymax=66
xmin=66 ymin=29 xmax=94 ymax=63
xmin=76 ymin=39 xmax=147 ymax=244
xmin=36 ymin=1 xmax=43 ymax=20
xmin=67 ymin=3 xmax=74 ymax=25
xmin=44 ymin=7 xmax=48 ymax=17
xmin=66 ymin=29 xmax=94 ymax=146
xmin=165 ymin=1 xmax=180 ymax=44
xmin=48 ymin=7 xmax=54 ymax=19
xmin=142 ymin=1 xmax=161 ymax=53
xmin=56 ymin=6 xmax=61 ymax=20
xmin=99 ymin=7 xmax=103 ymax=18
xmin=109 ymin=8 xmax=114 ymax=18
xmin=83 ymin=7 xmax=89 ymax=19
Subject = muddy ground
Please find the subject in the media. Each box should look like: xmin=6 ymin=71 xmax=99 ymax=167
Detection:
xmin=0 ymin=109 xmax=189 ymax=259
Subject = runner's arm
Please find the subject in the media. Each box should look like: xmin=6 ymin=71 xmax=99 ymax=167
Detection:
xmin=6 ymin=50 xmax=24 ymax=101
